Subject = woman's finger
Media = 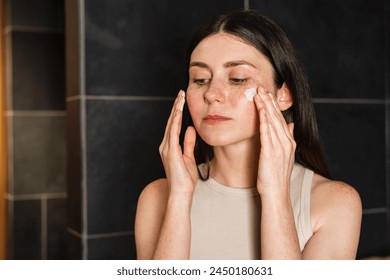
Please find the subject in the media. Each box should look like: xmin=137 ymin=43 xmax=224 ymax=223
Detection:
xmin=254 ymin=94 xmax=273 ymax=150
xmin=168 ymin=91 xmax=186 ymax=149
xmin=161 ymin=90 xmax=185 ymax=147
xmin=183 ymin=126 xmax=196 ymax=161
xmin=258 ymin=87 xmax=293 ymax=143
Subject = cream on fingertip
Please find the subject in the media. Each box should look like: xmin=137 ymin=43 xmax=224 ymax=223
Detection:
xmin=179 ymin=90 xmax=186 ymax=111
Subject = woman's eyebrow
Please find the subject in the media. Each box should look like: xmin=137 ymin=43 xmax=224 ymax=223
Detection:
xmin=189 ymin=61 xmax=210 ymax=69
xmin=189 ymin=60 xmax=257 ymax=69
xmin=223 ymin=60 xmax=257 ymax=69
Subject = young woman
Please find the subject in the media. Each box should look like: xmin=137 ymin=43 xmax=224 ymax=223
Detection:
xmin=135 ymin=10 xmax=362 ymax=260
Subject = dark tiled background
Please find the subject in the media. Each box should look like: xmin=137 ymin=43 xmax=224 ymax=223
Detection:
xmin=11 ymin=32 xmax=65 ymax=110
xmin=252 ymin=0 xmax=385 ymax=99
xmin=85 ymin=100 xmax=171 ymax=234
xmin=2 ymin=0 xmax=389 ymax=259
xmin=4 ymin=0 xmax=66 ymax=259
xmin=84 ymin=0 xmax=244 ymax=96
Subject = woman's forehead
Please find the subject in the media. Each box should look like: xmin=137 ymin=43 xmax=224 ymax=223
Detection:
xmin=190 ymin=33 xmax=273 ymax=72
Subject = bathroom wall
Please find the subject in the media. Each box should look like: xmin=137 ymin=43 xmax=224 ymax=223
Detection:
xmin=66 ymin=0 xmax=246 ymax=260
xmin=250 ymin=0 xmax=390 ymax=258
xmin=67 ymin=0 xmax=389 ymax=259
xmin=3 ymin=0 xmax=67 ymax=259
xmin=2 ymin=0 xmax=387 ymax=259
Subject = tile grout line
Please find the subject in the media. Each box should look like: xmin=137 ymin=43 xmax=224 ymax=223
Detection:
xmin=3 ymin=25 xmax=63 ymax=34
xmin=4 ymin=12 xmax=14 ymax=259
xmin=80 ymin=0 xmax=88 ymax=260
xmin=41 ymin=197 xmax=47 ymax=260
xmin=384 ymin=0 xmax=390 ymax=251
xmin=6 ymin=117 xmax=13 ymax=197
xmin=66 ymin=95 xmax=384 ymax=104
xmin=5 ymin=22 xmax=13 ymax=113
xmin=67 ymin=229 xmax=134 ymax=239
xmin=4 ymin=110 xmax=66 ymax=117
xmin=66 ymin=95 xmax=175 ymax=102
xmin=67 ymin=228 xmax=83 ymax=239
xmin=6 ymin=192 xmax=67 ymax=201
xmin=88 ymin=231 xmax=134 ymax=239
xmin=312 ymin=98 xmax=385 ymax=104
xmin=362 ymin=208 xmax=389 ymax=215
xmin=244 ymin=0 xmax=250 ymax=10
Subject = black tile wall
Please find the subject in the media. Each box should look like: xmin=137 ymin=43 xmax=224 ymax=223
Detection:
xmin=63 ymin=0 xmax=388 ymax=259
xmin=13 ymin=116 xmax=66 ymax=195
xmin=65 ymin=0 xmax=81 ymax=98
xmin=358 ymin=213 xmax=388 ymax=258
xmin=315 ymin=104 xmax=386 ymax=209
xmin=67 ymin=232 xmax=82 ymax=260
xmin=86 ymin=100 xmax=171 ymax=234
xmin=250 ymin=0 xmax=385 ymax=99
xmin=47 ymin=198 xmax=67 ymax=259
xmin=66 ymin=100 xmax=82 ymax=233
xmin=11 ymin=31 xmax=65 ymax=110
xmin=84 ymin=0 xmax=243 ymax=96
xmin=12 ymin=200 xmax=41 ymax=260
xmin=88 ymin=235 xmax=135 ymax=260
xmin=249 ymin=0 xmax=388 ymax=257
xmin=4 ymin=0 xmax=67 ymax=261
xmin=7 ymin=0 xmax=64 ymax=29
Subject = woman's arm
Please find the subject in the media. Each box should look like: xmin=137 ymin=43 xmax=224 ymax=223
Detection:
xmin=254 ymin=87 xmax=362 ymax=259
xmin=135 ymin=90 xmax=198 ymax=259
xmin=302 ymin=178 xmax=362 ymax=259
xmin=260 ymin=192 xmax=302 ymax=259
xmin=260 ymin=178 xmax=362 ymax=260
xmin=135 ymin=179 xmax=194 ymax=259
xmin=254 ymin=87 xmax=301 ymax=259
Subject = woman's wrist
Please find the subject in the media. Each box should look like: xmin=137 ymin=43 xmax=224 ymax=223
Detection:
xmin=167 ymin=190 xmax=194 ymax=211
xmin=257 ymin=183 xmax=290 ymax=197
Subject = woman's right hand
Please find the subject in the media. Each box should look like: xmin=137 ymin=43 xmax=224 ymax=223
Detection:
xmin=159 ymin=90 xmax=198 ymax=195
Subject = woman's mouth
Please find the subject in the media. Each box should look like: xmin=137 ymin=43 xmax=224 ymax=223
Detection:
xmin=203 ymin=114 xmax=232 ymax=124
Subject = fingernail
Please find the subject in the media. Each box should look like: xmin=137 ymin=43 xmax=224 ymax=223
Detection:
xmin=179 ymin=90 xmax=186 ymax=112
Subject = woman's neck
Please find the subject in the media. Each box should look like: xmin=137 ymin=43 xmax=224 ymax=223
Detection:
xmin=209 ymin=135 xmax=260 ymax=188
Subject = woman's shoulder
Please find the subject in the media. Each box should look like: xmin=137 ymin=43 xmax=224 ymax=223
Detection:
xmin=310 ymin=173 xmax=362 ymax=231
xmin=138 ymin=178 xmax=170 ymax=206
xmin=135 ymin=179 xmax=170 ymax=231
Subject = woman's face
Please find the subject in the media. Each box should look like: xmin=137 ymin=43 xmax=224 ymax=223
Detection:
xmin=186 ymin=32 xmax=277 ymax=147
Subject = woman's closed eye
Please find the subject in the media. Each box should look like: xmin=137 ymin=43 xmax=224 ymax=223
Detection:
xmin=192 ymin=78 xmax=210 ymax=86
xmin=229 ymin=78 xmax=248 ymax=85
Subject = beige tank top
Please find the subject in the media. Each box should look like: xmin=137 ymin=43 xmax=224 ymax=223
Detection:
xmin=190 ymin=163 xmax=314 ymax=260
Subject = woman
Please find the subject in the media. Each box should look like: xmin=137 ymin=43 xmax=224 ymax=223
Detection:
xmin=135 ymin=10 xmax=362 ymax=260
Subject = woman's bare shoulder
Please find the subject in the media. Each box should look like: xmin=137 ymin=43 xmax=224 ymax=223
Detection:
xmin=135 ymin=179 xmax=170 ymax=259
xmin=138 ymin=178 xmax=170 ymax=208
xmin=310 ymin=173 xmax=362 ymax=231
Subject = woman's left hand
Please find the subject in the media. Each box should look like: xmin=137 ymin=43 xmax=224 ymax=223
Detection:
xmin=253 ymin=87 xmax=296 ymax=197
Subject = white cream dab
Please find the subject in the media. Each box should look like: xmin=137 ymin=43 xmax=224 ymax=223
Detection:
xmin=244 ymin=87 xmax=257 ymax=101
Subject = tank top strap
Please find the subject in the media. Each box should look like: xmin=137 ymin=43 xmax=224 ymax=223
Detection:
xmin=297 ymin=166 xmax=314 ymax=250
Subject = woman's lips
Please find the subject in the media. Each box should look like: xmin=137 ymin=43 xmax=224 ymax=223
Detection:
xmin=203 ymin=114 xmax=232 ymax=124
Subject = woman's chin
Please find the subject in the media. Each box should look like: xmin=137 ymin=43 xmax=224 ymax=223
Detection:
xmin=198 ymin=134 xmax=234 ymax=147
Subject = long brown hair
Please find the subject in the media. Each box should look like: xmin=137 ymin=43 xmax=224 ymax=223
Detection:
xmin=185 ymin=10 xmax=331 ymax=179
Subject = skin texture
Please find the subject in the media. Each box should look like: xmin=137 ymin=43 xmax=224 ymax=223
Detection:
xmin=135 ymin=33 xmax=362 ymax=260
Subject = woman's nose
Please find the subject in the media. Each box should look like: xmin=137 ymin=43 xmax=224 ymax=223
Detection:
xmin=204 ymin=80 xmax=226 ymax=104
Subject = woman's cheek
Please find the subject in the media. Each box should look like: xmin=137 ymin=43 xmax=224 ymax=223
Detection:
xmin=185 ymin=93 xmax=200 ymax=124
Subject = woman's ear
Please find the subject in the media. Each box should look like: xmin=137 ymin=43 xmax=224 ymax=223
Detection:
xmin=276 ymin=83 xmax=293 ymax=111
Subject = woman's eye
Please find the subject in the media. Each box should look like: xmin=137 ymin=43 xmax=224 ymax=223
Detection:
xmin=193 ymin=79 xmax=209 ymax=86
xmin=230 ymin=78 xmax=248 ymax=85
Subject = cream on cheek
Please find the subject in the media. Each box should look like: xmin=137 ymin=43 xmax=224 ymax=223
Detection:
xmin=244 ymin=87 xmax=257 ymax=101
